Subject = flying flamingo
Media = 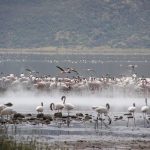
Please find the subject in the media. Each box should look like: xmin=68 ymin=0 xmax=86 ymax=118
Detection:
xmin=56 ymin=66 xmax=79 ymax=75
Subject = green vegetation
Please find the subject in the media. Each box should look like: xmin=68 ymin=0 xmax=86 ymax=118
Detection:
xmin=0 ymin=0 xmax=149 ymax=49
xmin=0 ymin=136 xmax=35 ymax=150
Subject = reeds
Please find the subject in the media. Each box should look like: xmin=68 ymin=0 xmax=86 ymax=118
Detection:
xmin=0 ymin=136 xmax=33 ymax=150
xmin=0 ymin=135 xmax=69 ymax=150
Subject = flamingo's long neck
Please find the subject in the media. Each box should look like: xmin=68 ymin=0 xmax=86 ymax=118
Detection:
xmin=106 ymin=103 xmax=110 ymax=110
xmin=63 ymin=99 xmax=65 ymax=104
xmin=61 ymin=96 xmax=66 ymax=104
xmin=145 ymin=98 xmax=148 ymax=106
xmin=50 ymin=103 xmax=54 ymax=110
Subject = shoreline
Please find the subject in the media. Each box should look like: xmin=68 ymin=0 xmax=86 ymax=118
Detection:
xmin=0 ymin=47 xmax=150 ymax=55
xmin=2 ymin=121 xmax=150 ymax=150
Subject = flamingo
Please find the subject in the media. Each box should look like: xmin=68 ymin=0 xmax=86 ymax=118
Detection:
xmin=36 ymin=102 xmax=44 ymax=114
xmin=61 ymin=96 xmax=74 ymax=114
xmin=141 ymin=98 xmax=149 ymax=127
xmin=0 ymin=105 xmax=6 ymax=117
xmin=0 ymin=102 xmax=13 ymax=113
xmin=56 ymin=66 xmax=79 ymax=75
xmin=127 ymin=103 xmax=136 ymax=127
xmin=92 ymin=103 xmax=111 ymax=129
xmin=1 ymin=107 xmax=16 ymax=119
xmin=50 ymin=99 xmax=65 ymax=127
xmin=61 ymin=96 xmax=74 ymax=127
xmin=50 ymin=102 xmax=64 ymax=113
xmin=0 ymin=107 xmax=16 ymax=129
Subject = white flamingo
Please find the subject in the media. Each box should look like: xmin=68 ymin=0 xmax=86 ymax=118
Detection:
xmin=0 ymin=103 xmax=13 ymax=113
xmin=0 ymin=104 xmax=6 ymax=113
xmin=36 ymin=102 xmax=44 ymax=114
xmin=50 ymin=102 xmax=64 ymax=112
xmin=61 ymin=96 xmax=74 ymax=127
xmin=141 ymin=98 xmax=149 ymax=127
xmin=92 ymin=103 xmax=111 ymax=129
xmin=61 ymin=96 xmax=74 ymax=115
xmin=1 ymin=107 xmax=16 ymax=119
xmin=50 ymin=99 xmax=65 ymax=127
xmin=127 ymin=103 xmax=136 ymax=127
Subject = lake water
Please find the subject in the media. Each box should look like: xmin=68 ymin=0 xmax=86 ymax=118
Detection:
xmin=1 ymin=53 xmax=150 ymax=150
xmin=0 ymin=53 xmax=150 ymax=77
xmin=0 ymin=52 xmax=150 ymax=113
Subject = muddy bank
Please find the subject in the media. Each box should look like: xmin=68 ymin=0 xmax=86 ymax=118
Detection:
xmin=50 ymin=139 xmax=150 ymax=150
xmin=1 ymin=116 xmax=150 ymax=150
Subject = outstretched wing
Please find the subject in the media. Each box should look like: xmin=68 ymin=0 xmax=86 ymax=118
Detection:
xmin=71 ymin=69 xmax=79 ymax=75
xmin=25 ymin=68 xmax=32 ymax=72
xmin=56 ymin=66 xmax=64 ymax=71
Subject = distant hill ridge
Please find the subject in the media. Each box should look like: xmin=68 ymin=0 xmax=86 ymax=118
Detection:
xmin=0 ymin=0 xmax=149 ymax=49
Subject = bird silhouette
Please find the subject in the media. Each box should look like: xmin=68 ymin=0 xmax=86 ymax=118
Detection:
xmin=56 ymin=66 xmax=79 ymax=75
xmin=25 ymin=68 xmax=32 ymax=72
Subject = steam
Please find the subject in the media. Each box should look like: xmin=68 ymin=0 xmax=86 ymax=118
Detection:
xmin=0 ymin=85 xmax=148 ymax=114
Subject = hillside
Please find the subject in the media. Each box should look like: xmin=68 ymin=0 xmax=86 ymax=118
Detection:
xmin=0 ymin=0 xmax=150 ymax=49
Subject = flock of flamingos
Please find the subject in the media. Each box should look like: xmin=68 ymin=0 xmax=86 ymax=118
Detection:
xmin=0 ymin=66 xmax=150 ymax=129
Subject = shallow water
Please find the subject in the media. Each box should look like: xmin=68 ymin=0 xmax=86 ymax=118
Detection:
xmin=0 ymin=52 xmax=150 ymax=149
xmin=0 ymin=53 xmax=150 ymax=77
xmin=0 ymin=53 xmax=150 ymax=113
xmin=1 ymin=114 xmax=150 ymax=150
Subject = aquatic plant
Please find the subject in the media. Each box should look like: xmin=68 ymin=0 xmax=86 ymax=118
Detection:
xmin=0 ymin=136 xmax=35 ymax=150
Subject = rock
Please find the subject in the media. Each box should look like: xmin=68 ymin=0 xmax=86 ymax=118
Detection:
xmin=54 ymin=112 xmax=62 ymax=118
xmin=26 ymin=113 xmax=32 ymax=117
xmin=76 ymin=113 xmax=84 ymax=117
xmin=13 ymin=113 xmax=25 ymax=119
xmin=37 ymin=113 xmax=44 ymax=118
xmin=70 ymin=115 xmax=77 ymax=119
xmin=43 ymin=114 xmax=53 ymax=121
xmin=84 ymin=115 xmax=92 ymax=120
xmin=124 ymin=113 xmax=132 ymax=116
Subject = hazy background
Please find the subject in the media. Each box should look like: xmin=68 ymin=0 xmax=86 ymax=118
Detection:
xmin=1 ymin=88 xmax=147 ymax=114
xmin=0 ymin=0 xmax=149 ymax=49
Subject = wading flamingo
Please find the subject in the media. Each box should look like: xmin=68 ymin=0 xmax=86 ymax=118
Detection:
xmin=36 ymin=102 xmax=44 ymax=114
xmin=92 ymin=103 xmax=111 ymax=129
xmin=127 ymin=103 xmax=136 ymax=127
xmin=141 ymin=98 xmax=149 ymax=127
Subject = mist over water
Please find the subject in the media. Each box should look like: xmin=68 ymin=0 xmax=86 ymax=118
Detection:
xmin=0 ymin=53 xmax=149 ymax=114
xmin=0 ymin=87 xmax=148 ymax=114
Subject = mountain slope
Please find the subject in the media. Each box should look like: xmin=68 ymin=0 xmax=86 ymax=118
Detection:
xmin=0 ymin=0 xmax=149 ymax=48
